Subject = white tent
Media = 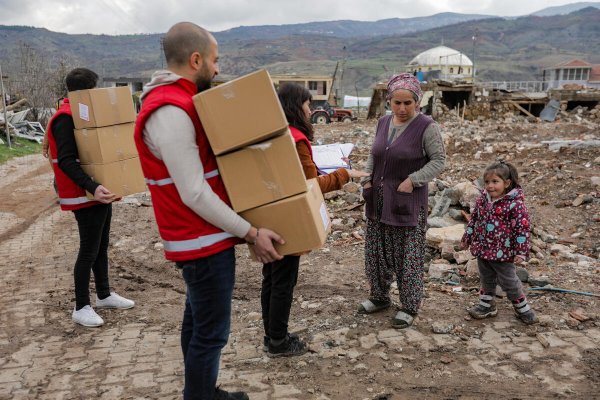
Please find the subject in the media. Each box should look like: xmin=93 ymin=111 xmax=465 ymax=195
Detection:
xmin=343 ymin=95 xmax=371 ymax=108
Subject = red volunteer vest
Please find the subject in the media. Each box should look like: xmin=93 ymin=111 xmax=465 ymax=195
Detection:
xmin=289 ymin=126 xmax=313 ymax=156
xmin=134 ymin=78 xmax=243 ymax=261
xmin=46 ymin=99 xmax=100 ymax=211
xmin=290 ymin=125 xmax=329 ymax=176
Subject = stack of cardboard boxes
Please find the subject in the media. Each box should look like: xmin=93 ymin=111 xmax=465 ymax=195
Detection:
xmin=193 ymin=69 xmax=331 ymax=257
xmin=68 ymin=86 xmax=146 ymax=198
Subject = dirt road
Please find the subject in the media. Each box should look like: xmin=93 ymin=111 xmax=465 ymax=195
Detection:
xmin=1 ymin=118 xmax=599 ymax=399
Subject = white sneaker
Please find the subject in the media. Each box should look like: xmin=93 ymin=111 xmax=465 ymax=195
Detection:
xmin=96 ymin=292 xmax=135 ymax=309
xmin=72 ymin=305 xmax=104 ymax=327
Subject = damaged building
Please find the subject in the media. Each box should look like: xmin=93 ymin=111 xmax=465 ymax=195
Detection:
xmin=368 ymin=57 xmax=600 ymax=122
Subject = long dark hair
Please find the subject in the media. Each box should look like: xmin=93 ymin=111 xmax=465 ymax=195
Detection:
xmin=277 ymin=83 xmax=314 ymax=141
xmin=484 ymin=160 xmax=520 ymax=191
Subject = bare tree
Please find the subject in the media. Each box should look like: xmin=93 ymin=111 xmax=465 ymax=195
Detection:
xmin=10 ymin=42 xmax=74 ymax=126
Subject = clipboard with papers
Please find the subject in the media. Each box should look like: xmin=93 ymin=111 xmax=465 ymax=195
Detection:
xmin=311 ymin=143 xmax=355 ymax=174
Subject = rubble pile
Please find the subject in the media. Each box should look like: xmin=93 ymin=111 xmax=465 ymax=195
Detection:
xmin=430 ymin=87 xmax=600 ymax=124
xmin=93 ymin=107 xmax=600 ymax=315
xmin=310 ymin=112 xmax=599 ymax=290
xmin=0 ymin=98 xmax=46 ymax=144
xmin=559 ymin=103 xmax=600 ymax=122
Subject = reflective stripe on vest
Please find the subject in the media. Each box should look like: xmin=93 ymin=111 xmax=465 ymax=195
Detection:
xmin=59 ymin=196 xmax=95 ymax=205
xmin=52 ymin=158 xmax=95 ymax=206
xmin=204 ymin=169 xmax=219 ymax=179
xmin=145 ymin=169 xmax=220 ymax=186
xmin=163 ymin=231 xmax=235 ymax=252
xmin=52 ymin=158 xmax=81 ymax=163
xmin=145 ymin=177 xmax=174 ymax=186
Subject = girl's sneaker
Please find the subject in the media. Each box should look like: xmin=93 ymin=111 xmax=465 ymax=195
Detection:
xmin=468 ymin=293 xmax=498 ymax=319
xmin=515 ymin=309 xmax=538 ymax=325
xmin=513 ymin=298 xmax=538 ymax=325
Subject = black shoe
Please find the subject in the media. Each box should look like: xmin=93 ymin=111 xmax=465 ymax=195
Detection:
xmin=214 ymin=387 xmax=249 ymax=400
xmin=267 ymin=334 xmax=307 ymax=358
xmin=263 ymin=333 xmax=299 ymax=352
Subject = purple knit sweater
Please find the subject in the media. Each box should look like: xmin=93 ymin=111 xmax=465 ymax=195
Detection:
xmin=364 ymin=114 xmax=433 ymax=226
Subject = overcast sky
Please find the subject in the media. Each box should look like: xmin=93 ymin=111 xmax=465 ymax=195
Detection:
xmin=0 ymin=0 xmax=591 ymax=35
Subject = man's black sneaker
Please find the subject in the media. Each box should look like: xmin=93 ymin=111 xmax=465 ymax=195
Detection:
xmin=214 ymin=387 xmax=249 ymax=400
xmin=267 ymin=334 xmax=307 ymax=358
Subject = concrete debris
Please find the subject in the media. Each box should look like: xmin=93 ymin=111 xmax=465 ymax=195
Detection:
xmin=569 ymin=308 xmax=591 ymax=322
xmin=0 ymin=101 xmax=46 ymax=143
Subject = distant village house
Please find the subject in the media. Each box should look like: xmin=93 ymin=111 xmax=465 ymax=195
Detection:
xmin=270 ymin=75 xmax=335 ymax=106
xmin=542 ymin=59 xmax=600 ymax=90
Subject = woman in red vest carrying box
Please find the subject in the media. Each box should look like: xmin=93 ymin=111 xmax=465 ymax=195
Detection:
xmin=47 ymin=68 xmax=134 ymax=328
xmin=260 ymin=83 xmax=369 ymax=357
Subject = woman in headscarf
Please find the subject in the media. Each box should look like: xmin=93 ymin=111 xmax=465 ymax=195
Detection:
xmin=358 ymin=73 xmax=446 ymax=328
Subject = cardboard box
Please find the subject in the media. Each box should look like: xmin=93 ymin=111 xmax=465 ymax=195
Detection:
xmin=241 ymin=179 xmax=331 ymax=257
xmin=68 ymin=86 xmax=136 ymax=129
xmin=193 ymin=69 xmax=288 ymax=155
xmin=74 ymin=123 xmax=137 ymax=164
xmin=82 ymin=157 xmax=146 ymax=199
xmin=216 ymin=131 xmax=307 ymax=212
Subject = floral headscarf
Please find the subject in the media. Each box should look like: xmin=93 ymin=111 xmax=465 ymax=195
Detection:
xmin=386 ymin=73 xmax=422 ymax=105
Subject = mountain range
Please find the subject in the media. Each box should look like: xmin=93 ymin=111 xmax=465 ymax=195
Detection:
xmin=0 ymin=2 xmax=599 ymax=95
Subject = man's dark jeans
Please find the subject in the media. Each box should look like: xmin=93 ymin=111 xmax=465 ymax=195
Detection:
xmin=177 ymin=247 xmax=236 ymax=400
xmin=261 ymin=255 xmax=300 ymax=341
xmin=72 ymin=203 xmax=112 ymax=310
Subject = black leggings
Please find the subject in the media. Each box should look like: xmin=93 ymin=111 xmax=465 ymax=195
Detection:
xmin=73 ymin=203 xmax=112 ymax=310
xmin=261 ymin=255 xmax=300 ymax=340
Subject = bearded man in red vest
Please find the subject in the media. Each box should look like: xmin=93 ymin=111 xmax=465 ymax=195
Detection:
xmin=47 ymin=68 xmax=135 ymax=328
xmin=134 ymin=22 xmax=284 ymax=400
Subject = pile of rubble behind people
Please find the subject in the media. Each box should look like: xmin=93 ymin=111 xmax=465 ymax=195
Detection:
xmin=562 ymin=103 xmax=600 ymax=122
xmin=423 ymin=178 xmax=597 ymax=285
xmin=0 ymin=98 xmax=46 ymax=145
xmin=312 ymin=107 xmax=599 ymax=300
xmin=431 ymin=92 xmax=600 ymax=126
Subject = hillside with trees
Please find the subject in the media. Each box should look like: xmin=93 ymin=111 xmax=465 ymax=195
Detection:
xmin=1 ymin=7 xmax=599 ymax=98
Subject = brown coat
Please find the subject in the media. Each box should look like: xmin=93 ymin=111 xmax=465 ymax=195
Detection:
xmin=295 ymin=141 xmax=350 ymax=193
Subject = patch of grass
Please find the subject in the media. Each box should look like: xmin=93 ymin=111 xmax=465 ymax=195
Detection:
xmin=0 ymin=137 xmax=42 ymax=164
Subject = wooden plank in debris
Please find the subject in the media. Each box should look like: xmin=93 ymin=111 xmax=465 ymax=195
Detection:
xmin=0 ymin=98 xmax=28 ymax=112
xmin=508 ymin=101 xmax=536 ymax=118
xmin=343 ymin=202 xmax=364 ymax=211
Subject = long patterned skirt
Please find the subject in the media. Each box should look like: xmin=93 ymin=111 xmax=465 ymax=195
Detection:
xmin=364 ymin=187 xmax=426 ymax=315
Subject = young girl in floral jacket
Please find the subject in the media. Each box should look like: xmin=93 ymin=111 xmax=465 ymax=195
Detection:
xmin=462 ymin=161 xmax=538 ymax=324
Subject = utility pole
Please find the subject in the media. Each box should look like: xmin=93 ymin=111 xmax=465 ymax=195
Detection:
xmin=160 ymin=37 xmax=165 ymax=69
xmin=338 ymin=46 xmax=347 ymax=105
xmin=354 ymin=82 xmax=360 ymax=118
xmin=471 ymin=28 xmax=479 ymax=82
xmin=0 ymin=64 xmax=11 ymax=148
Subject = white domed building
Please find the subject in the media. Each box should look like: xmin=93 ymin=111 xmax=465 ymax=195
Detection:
xmin=407 ymin=45 xmax=474 ymax=82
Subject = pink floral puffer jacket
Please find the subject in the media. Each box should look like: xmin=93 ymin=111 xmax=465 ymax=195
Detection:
xmin=462 ymin=186 xmax=530 ymax=262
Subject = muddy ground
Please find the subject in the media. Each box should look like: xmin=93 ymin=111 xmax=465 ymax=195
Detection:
xmin=0 ymin=113 xmax=599 ymax=399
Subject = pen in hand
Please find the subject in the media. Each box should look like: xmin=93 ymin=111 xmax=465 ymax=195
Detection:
xmin=340 ymin=149 xmax=352 ymax=169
